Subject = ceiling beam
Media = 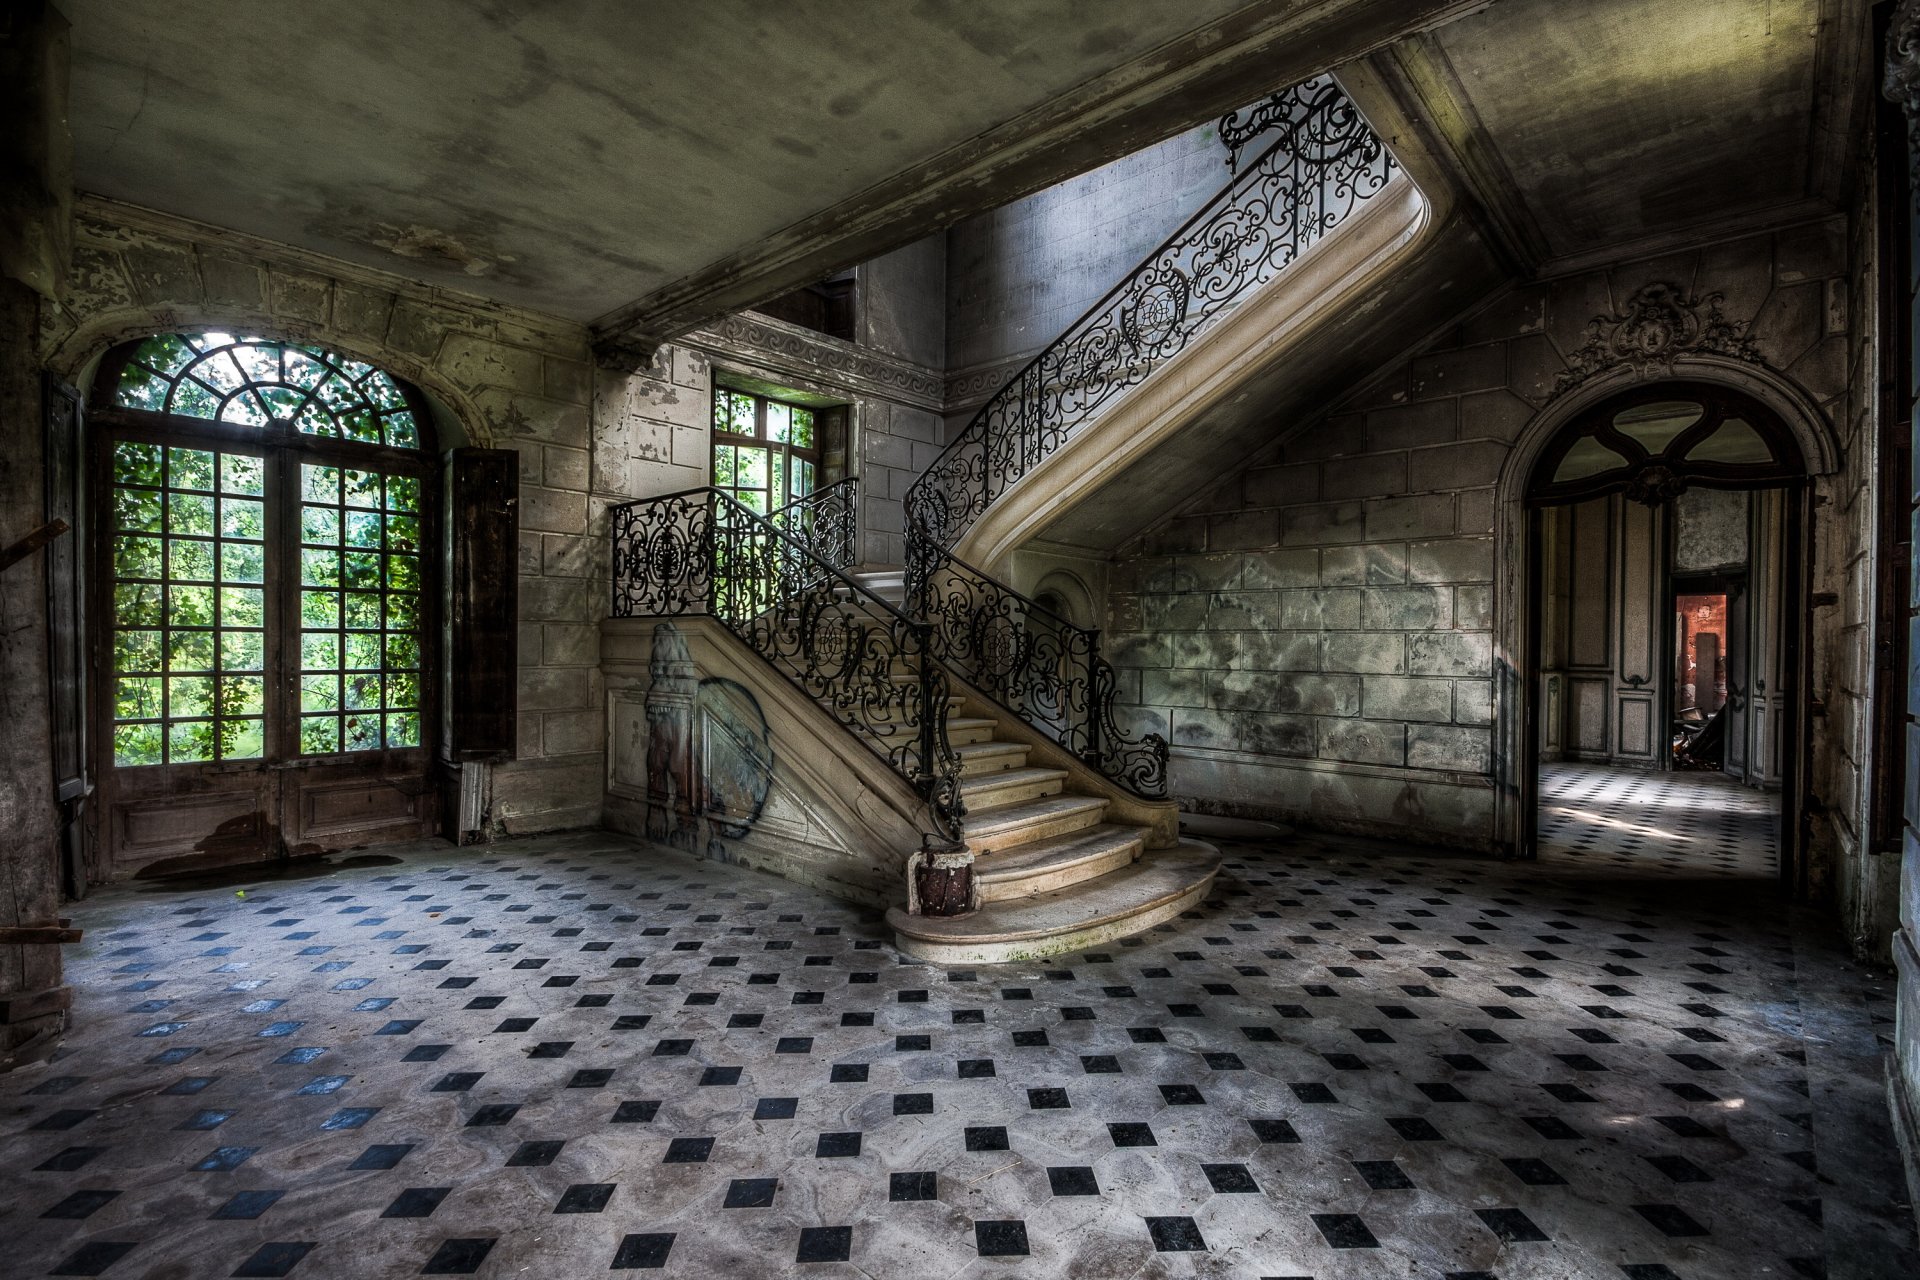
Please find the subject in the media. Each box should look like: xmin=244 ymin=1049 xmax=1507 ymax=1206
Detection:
xmin=1371 ymin=32 xmax=1552 ymax=277
xmin=589 ymin=0 xmax=1493 ymax=370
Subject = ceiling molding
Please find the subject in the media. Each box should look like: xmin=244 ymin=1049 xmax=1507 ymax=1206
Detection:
xmin=684 ymin=312 xmax=945 ymax=413
xmin=1805 ymin=0 xmax=1873 ymax=206
xmin=589 ymin=0 xmax=1494 ymax=370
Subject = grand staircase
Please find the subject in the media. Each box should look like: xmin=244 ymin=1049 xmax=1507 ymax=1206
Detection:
xmin=817 ymin=572 xmax=1217 ymax=963
xmin=611 ymin=76 xmax=1401 ymax=960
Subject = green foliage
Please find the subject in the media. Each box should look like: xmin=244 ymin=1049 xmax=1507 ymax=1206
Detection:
xmin=114 ymin=441 xmax=164 ymax=487
xmin=114 ymin=722 xmax=162 ymax=767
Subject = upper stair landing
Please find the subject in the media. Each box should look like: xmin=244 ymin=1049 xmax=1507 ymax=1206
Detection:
xmin=906 ymin=76 xmax=1430 ymax=576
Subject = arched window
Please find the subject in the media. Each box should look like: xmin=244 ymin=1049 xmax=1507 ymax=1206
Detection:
xmin=1528 ymin=382 xmax=1803 ymax=506
xmin=92 ymin=333 xmax=440 ymax=872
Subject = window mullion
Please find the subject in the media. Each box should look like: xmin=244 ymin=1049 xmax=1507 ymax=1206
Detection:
xmin=267 ymin=444 xmax=298 ymax=765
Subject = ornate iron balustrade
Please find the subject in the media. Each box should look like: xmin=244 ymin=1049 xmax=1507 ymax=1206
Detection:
xmin=908 ymin=536 xmax=1167 ymax=798
xmin=612 ymin=487 xmax=962 ymax=841
xmin=903 ymin=77 xmax=1395 ymax=552
xmin=896 ymin=77 xmax=1393 ymax=801
xmin=769 ymin=475 xmax=858 ymax=574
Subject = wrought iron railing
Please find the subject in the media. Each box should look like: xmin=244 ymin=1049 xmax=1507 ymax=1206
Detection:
xmin=612 ymin=487 xmax=963 ymax=841
xmin=898 ymin=77 xmax=1396 ymax=802
xmin=769 ymin=475 xmax=858 ymax=573
xmin=904 ymin=77 xmax=1395 ymax=551
xmin=909 ymin=536 xmax=1167 ymax=798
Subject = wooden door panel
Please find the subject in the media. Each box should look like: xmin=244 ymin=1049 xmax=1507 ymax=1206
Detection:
xmin=106 ymin=778 xmax=278 ymax=875
xmin=283 ymin=756 xmax=436 ymax=851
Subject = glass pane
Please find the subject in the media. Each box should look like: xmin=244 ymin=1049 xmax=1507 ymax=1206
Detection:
xmin=738 ymin=447 xmax=768 ymax=489
xmin=770 ymin=453 xmax=786 ymax=506
xmin=113 ymin=441 xmax=164 ymax=487
xmin=791 ymin=407 xmax=815 ymax=449
xmin=726 ymin=391 xmax=756 ymax=436
xmin=1551 ymin=435 xmax=1628 ymax=484
xmin=115 ymin=335 xmax=423 ymax=449
xmin=766 ymin=402 xmax=791 ymax=444
xmin=109 ymin=446 xmax=281 ymax=763
xmin=1611 ymin=400 xmax=1702 ymax=455
xmin=794 ymin=459 xmax=815 ymax=498
xmin=1685 ymin=418 xmax=1773 ymax=465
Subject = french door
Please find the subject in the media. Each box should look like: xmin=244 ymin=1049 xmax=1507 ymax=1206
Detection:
xmin=91 ymin=334 xmax=439 ymax=877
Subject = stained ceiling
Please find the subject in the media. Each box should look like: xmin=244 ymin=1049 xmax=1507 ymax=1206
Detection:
xmin=1412 ymin=0 xmax=1856 ymax=270
xmin=61 ymin=0 xmax=1470 ymax=340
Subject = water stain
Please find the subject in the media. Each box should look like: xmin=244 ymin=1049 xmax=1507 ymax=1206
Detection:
xmin=135 ymin=853 xmax=402 ymax=893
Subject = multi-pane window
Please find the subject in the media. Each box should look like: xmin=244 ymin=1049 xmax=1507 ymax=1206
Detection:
xmin=98 ymin=333 xmax=433 ymax=769
xmin=712 ymin=388 xmax=817 ymax=513
xmin=108 ymin=443 xmax=268 ymax=765
xmin=297 ymin=464 xmax=425 ymax=754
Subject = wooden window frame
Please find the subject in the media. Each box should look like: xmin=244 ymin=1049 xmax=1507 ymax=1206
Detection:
xmin=711 ymin=385 xmax=821 ymax=513
xmin=90 ymin=339 xmax=441 ymax=772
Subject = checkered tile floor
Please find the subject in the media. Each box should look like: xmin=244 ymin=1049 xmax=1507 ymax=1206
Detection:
xmin=1540 ymin=764 xmax=1780 ymax=879
xmin=1 ymin=813 xmax=1911 ymax=1277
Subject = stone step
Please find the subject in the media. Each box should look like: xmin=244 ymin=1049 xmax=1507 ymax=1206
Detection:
xmin=945 ymin=716 xmax=999 ymax=746
xmin=962 ymin=793 xmax=1109 ymax=853
xmin=955 ymin=740 xmax=1030 ymax=778
xmin=960 ymin=766 xmax=1068 ymax=811
xmin=888 ymin=841 xmax=1223 ymax=964
xmin=973 ymin=823 xmax=1144 ymax=901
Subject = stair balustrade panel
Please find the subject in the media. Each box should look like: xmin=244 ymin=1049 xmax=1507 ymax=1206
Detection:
xmin=612 ymin=487 xmax=963 ymax=842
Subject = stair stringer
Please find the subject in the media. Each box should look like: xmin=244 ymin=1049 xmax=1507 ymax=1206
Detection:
xmin=953 ymin=169 xmax=1431 ymax=577
xmin=602 ymin=614 xmax=931 ymax=911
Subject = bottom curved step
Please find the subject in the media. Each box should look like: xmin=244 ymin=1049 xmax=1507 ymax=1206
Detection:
xmin=887 ymin=840 xmax=1222 ymax=964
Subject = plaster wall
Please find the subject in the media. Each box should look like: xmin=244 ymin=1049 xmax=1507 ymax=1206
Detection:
xmin=858 ymin=235 xmax=946 ymax=372
xmin=1103 ymin=222 xmax=1860 ymax=853
xmin=944 ymin=120 xmax=1230 ymax=419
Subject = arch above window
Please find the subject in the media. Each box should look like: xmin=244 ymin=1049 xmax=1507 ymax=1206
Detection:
xmin=1527 ymin=381 xmax=1803 ymax=506
xmin=107 ymin=332 xmax=426 ymax=449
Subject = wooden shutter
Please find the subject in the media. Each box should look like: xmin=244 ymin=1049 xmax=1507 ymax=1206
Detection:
xmin=445 ymin=448 xmax=518 ymax=761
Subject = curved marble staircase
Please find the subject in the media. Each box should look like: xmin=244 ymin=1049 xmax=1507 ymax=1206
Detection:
xmin=885 ymin=717 xmax=1220 ymax=964
xmin=826 ymin=570 xmax=1219 ymax=962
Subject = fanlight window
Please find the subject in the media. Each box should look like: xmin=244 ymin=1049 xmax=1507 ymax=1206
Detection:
xmin=114 ymin=333 xmax=421 ymax=448
xmin=1531 ymin=383 xmax=1799 ymax=505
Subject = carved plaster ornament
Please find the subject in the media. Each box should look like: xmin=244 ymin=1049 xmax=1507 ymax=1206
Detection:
xmin=1622 ymin=463 xmax=1688 ymax=509
xmin=1550 ymin=282 xmax=1764 ymax=399
xmin=1888 ymin=1 xmax=1920 ymax=143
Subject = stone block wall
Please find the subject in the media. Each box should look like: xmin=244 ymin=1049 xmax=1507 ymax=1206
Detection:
xmin=1104 ymin=221 xmax=1857 ymax=852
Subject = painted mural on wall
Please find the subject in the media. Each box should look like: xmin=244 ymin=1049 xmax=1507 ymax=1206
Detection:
xmin=641 ymin=622 xmax=774 ymax=857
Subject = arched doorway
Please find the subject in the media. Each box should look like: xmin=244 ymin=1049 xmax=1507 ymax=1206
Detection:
xmin=88 ymin=332 xmax=443 ymax=878
xmin=1515 ymin=380 xmax=1811 ymax=888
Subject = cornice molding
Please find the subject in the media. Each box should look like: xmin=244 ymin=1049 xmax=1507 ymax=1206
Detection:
xmin=943 ymin=352 xmax=1036 ymax=415
xmin=71 ymin=194 xmax=581 ymax=336
xmin=684 ymin=312 xmax=945 ymax=412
